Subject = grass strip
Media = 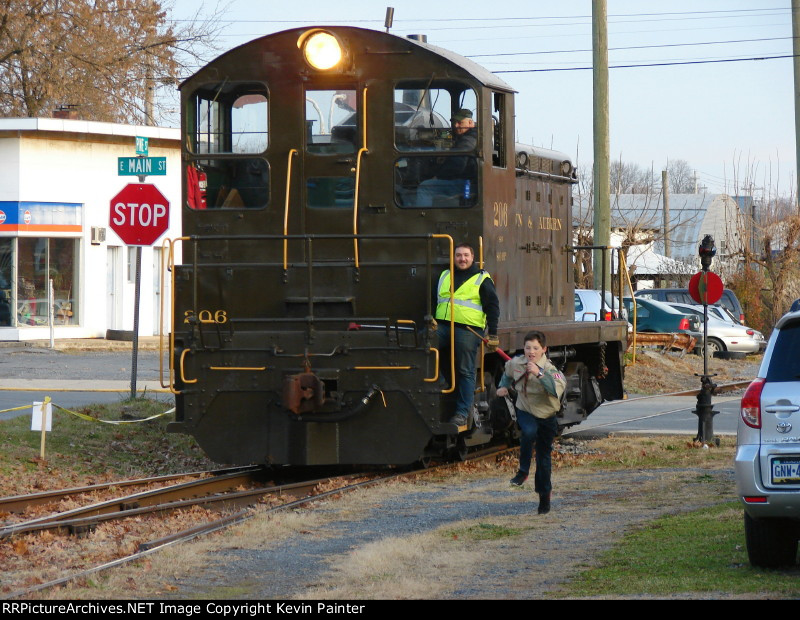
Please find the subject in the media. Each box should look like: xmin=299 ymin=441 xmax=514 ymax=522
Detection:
xmin=562 ymin=502 xmax=800 ymax=598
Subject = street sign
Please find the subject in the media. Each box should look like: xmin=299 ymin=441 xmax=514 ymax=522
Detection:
xmin=118 ymin=156 xmax=166 ymax=176
xmin=109 ymin=183 xmax=170 ymax=246
xmin=135 ymin=136 xmax=149 ymax=156
xmin=689 ymin=271 xmax=724 ymax=305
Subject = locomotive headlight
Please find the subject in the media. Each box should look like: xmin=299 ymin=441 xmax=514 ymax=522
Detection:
xmin=300 ymin=30 xmax=343 ymax=71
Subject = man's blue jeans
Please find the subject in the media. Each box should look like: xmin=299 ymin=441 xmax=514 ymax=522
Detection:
xmin=437 ymin=323 xmax=482 ymax=418
xmin=516 ymin=409 xmax=558 ymax=494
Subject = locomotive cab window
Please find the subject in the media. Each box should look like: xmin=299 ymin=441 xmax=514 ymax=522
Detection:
xmin=189 ymin=82 xmax=268 ymax=154
xmin=393 ymin=82 xmax=477 ymax=152
xmin=393 ymin=81 xmax=479 ymax=208
xmin=187 ymin=81 xmax=270 ymax=210
xmin=306 ymin=89 xmax=357 ymax=154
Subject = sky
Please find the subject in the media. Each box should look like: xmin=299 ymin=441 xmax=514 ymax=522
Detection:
xmin=168 ymin=0 xmax=797 ymax=198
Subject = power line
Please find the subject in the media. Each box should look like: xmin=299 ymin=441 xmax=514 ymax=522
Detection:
xmin=468 ymin=36 xmax=794 ymax=59
xmin=492 ymin=54 xmax=794 ymax=73
xmin=168 ymin=7 xmax=789 ymax=25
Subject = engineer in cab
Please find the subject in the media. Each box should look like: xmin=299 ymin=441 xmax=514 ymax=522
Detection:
xmin=416 ymin=109 xmax=478 ymax=207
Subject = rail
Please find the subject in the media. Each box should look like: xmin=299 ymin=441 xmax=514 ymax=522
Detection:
xmin=160 ymin=233 xmax=458 ymax=396
xmin=352 ymin=87 xmax=369 ymax=269
xmin=283 ymin=149 xmax=299 ymax=271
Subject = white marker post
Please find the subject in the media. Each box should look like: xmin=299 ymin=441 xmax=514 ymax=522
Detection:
xmin=31 ymin=397 xmax=53 ymax=460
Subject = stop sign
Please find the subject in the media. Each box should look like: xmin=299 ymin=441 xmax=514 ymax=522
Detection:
xmin=109 ymin=183 xmax=170 ymax=246
xmin=689 ymin=271 xmax=724 ymax=305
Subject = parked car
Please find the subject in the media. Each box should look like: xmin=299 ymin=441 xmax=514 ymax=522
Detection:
xmin=735 ymin=312 xmax=800 ymax=567
xmin=663 ymin=302 xmax=762 ymax=355
xmin=574 ymin=289 xmax=627 ymax=322
xmin=635 ymin=287 xmax=745 ymax=325
xmin=622 ymin=296 xmax=703 ymax=349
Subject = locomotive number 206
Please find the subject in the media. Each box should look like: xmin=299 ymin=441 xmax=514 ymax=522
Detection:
xmin=183 ymin=309 xmax=228 ymax=324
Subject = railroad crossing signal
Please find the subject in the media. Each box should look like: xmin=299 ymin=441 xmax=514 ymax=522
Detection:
xmin=109 ymin=183 xmax=170 ymax=246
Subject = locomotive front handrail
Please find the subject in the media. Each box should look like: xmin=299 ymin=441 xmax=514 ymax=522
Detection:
xmin=283 ymin=148 xmax=299 ymax=271
xmin=161 ymin=236 xmax=190 ymax=394
xmin=167 ymin=232 xmax=456 ymax=394
xmin=352 ymin=87 xmax=369 ymax=269
xmin=424 ymin=347 xmax=440 ymax=383
xmin=209 ymin=365 xmax=270 ymax=371
xmin=432 ymin=234 xmax=455 ymax=395
xmin=179 ymin=349 xmax=198 ymax=384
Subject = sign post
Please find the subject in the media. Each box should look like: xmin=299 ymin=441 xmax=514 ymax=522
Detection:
xmin=690 ymin=235 xmax=721 ymax=445
xmin=109 ymin=182 xmax=170 ymax=398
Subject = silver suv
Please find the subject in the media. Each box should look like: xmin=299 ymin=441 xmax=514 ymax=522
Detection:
xmin=735 ymin=311 xmax=800 ymax=567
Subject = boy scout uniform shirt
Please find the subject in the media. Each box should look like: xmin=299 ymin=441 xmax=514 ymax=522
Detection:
xmin=500 ymin=355 xmax=567 ymax=419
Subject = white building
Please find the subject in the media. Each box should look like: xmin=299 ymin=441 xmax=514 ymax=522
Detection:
xmin=0 ymin=117 xmax=181 ymax=341
xmin=574 ymin=192 xmax=758 ymax=285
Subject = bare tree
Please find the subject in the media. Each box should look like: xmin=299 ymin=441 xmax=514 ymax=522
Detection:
xmin=666 ymin=159 xmax=695 ymax=194
xmin=610 ymin=158 xmax=656 ymax=194
xmin=0 ymin=0 xmax=224 ymax=124
xmin=723 ymin=153 xmax=800 ymax=332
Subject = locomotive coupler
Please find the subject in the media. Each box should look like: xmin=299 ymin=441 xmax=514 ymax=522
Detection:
xmin=282 ymin=371 xmax=325 ymax=414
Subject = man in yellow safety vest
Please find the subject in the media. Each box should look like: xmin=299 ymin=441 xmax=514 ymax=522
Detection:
xmin=434 ymin=242 xmax=500 ymax=427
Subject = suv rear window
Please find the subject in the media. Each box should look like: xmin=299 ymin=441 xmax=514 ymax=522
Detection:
xmin=766 ymin=322 xmax=800 ymax=382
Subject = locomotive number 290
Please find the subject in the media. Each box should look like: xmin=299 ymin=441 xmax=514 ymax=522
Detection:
xmin=183 ymin=310 xmax=228 ymax=324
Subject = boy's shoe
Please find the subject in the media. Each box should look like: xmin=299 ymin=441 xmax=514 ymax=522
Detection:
xmin=510 ymin=471 xmax=528 ymax=486
xmin=538 ymin=493 xmax=551 ymax=514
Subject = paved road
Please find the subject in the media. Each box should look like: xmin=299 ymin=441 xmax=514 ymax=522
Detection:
xmin=0 ymin=344 xmax=172 ymax=420
xmin=567 ymin=393 xmax=742 ymax=438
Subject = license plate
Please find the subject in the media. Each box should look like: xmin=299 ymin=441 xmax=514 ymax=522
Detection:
xmin=771 ymin=457 xmax=800 ymax=485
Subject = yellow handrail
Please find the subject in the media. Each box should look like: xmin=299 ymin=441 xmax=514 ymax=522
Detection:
xmin=283 ymin=149 xmax=298 ymax=271
xmin=424 ymin=347 xmax=440 ymax=383
xmin=432 ymin=234 xmax=455 ymax=394
xmin=476 ymin=235 xmax=485 ymax=392
xmin=352 ymin=88 xmax=369 ymax=268
xmin=158 ymin=236 xmax=170 ymax=388
xmin=160 ymin=236 xmax=190 ymax=394
xmin=353 ymin=366 xmax=413 ymax=370
xmin=179 ymin=348 xmax=197 ymax=384
xmin=620 ymin=249 xmax=637 ymax=365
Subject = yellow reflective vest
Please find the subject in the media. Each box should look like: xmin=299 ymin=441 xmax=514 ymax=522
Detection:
xmin=435 ymin=270 xmax=492 ymax=328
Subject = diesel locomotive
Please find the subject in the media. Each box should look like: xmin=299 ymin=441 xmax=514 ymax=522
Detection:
xmin=163 ymin=26 xmax=627 ymax=466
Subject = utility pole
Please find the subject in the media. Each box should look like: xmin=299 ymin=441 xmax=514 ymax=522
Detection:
xmin=592 ymin=0 xmax=611 ymax=291
xmin=793 ymin=0 xmax=800 ymax=202
xmin=662 ymin=169 xmax=670 ymax=288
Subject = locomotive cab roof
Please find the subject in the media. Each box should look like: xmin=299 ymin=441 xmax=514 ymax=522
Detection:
xmin=180 ymin=26 xmax=517 ymax=93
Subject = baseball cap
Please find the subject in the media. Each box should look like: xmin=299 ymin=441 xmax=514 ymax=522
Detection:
xmin=452 ymin=109 xmax=473 ymax=122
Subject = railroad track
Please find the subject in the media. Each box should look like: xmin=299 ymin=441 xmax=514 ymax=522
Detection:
xmin=1 ymin=383 xmax=752 ymax=598
xmin=0 ymin=447 xmax=515 ymax=599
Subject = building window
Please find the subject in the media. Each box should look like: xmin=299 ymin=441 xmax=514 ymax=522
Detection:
xmin=15 ymin=238 xmax=79 ymax=326
xmin=127 ymin=247 xmax=138 ymax=283
xmin=0 ymin=239 xmax=12 ymax=327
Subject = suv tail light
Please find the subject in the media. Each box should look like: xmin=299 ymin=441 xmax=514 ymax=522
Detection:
xmin=740 ymin=313 xmax=745 ymax=323
xmin=678 ymin=317 xmax=690 ymax=330
xmin=741 ymin=378 xmax=765 ymax=428
xmin=604 ymin=311 xmax=612 ymax=321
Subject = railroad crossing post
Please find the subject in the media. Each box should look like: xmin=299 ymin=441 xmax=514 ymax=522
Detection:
xmin=693 ymin=235 xmax=719 ymax=445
